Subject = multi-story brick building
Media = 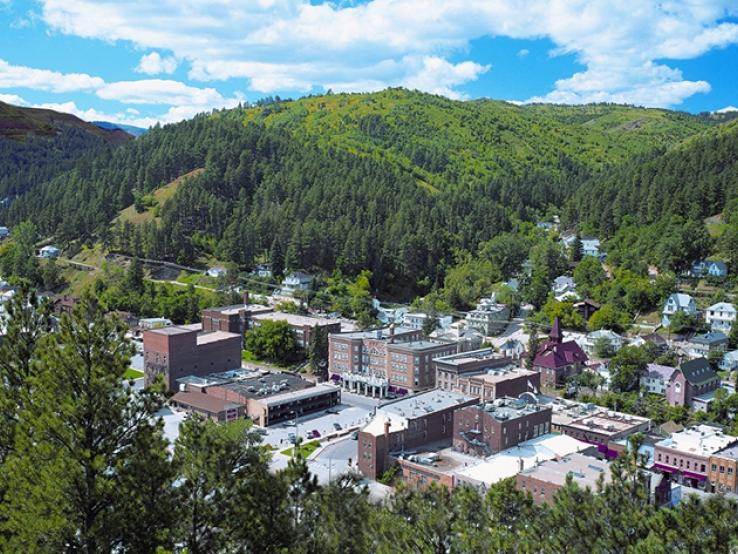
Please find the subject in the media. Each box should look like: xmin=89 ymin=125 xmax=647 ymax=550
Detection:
xmin=143 ymin=324 xmax=242 ymax=391
xmin=330 ymin=327 xmax=455 ymax=397
xmin=357 ymin=389 xmax=477 ymax=480
xmin=201 ymin=297 xmax=273 ymax=335
xmin=654 ymin=425 xmax=737 ymax=489
xmin=533 ymin=317 xmax=588 ymax=387
xmin=664 ymin=358 xmax=720 ymax=410
xmin=455 ymin=367 xmax=540 ymax=402
xmin=515 ymin=453 xmax=611 ymax=504
xmin=433 ymin=348 xmax=514 ymax=392
xmin=453 ymin=398 xmax=552 ymax=457
xmin=249 ymin=312 xmax=342 ymax=349
xmin=708 ymin=444 xmax=738 ymax=494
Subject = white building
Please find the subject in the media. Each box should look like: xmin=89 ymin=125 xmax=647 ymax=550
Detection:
xmin=581 ymin=237 xmax=601 ymax=258
xmin=39 ymin=245 xmax=61 ymax=258
xmin=662 ymin=293 xmax=697 ymax=327
xmin=206 ymin=266 xmax=227 ymax=278
xmin=552 ymin=275 xmax=579 ymax=302
xmin=402 ymin=312 xmax=452 ymax=332
xmin=640 ymin=363 xmax=677 ymax=395
xmin=580 ymin=329 xmax=624 ymax=356
xmin=0 ymin=226 xmax=9 ymax=239
xmin=281 ymin=271 xmax=314 ymax=295
xmin=722 ymin=350 xmax=738 ymax=371
xmin=465 ymin=296 xmax=510 ymax=335
xmin=705 ymin=302 xmax=736 ymax=333
xmin=252 ymin=263 xmax=272 ymax=278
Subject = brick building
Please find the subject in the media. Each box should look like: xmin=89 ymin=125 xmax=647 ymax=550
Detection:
xmin=330 ymin=327 xmax=455 ymax=397
xmin=708 ymin=444 xmax=738 ymax=494
xmin=143 ymin=324 xmax=242 ymax=391
xmin=533 ymin=317 xmax=588 ymax=387
xmin=433 ymin=348 xmax=514 ymax=392
xmin=170 ymin=391 xmax=244 ymax=423
xmin=455 ymin=367 xmax=540 ymax=402
xmin=515 ymin=453 xmax=611 ymax=504
xmin=664 ymin=358 xmax=720 ymax=410
xmin=201 ymin=298 xmax=273 ymax=335
xmin=357 ymin=389 xmax=477 ymax=480
xmin=250 ymin=312 xmax=342 ymax=349
xmin=453 ymin=398 xmax=552 ymax=457
xmin=654 ymin=425 xmax=737 ymax=489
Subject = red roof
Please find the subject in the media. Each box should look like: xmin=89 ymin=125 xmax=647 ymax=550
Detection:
xmin=533 ymin=317 xmax=587 ymax=370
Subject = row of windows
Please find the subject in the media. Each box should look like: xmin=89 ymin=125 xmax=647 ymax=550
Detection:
xmin=710 ymin=463 xmax=735 ymax=475
xmin=656 ymin=452 xmax=707 ymax=473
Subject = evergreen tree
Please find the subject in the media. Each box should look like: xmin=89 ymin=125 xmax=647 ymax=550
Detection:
xmin=270 ymin=237 xmax=285 ymax=280
xmin=308 ymin=325 xmax=329 ymax=379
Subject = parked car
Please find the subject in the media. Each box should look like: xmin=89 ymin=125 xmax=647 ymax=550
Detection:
xmin=254 ymin=427 xmax=268 ymax=436
xmin=325 ymin=408 xmax=339 ymax=415
xmin=333 ymin=423 xmax=342 ymax=431
xmin=308 ymin=430 xmax=321 ymax=439
xmin=288 ymin=432 xmax=297 ymax=443
xmin=350 ymin=431 xmax=358 ymax=440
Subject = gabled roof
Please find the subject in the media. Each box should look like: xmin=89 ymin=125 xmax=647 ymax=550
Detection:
xmin=707 ymin=302 xmax=736 ymax=313
xmin=645 ymin=363 xmax=677 ymax=381
xmin=666 ymin=293 xmax=694 ymax=308
xmin=677 ymin=358 xmax=718 ymax=386
xmin=690 ymin=331 xmax=728 ymax=345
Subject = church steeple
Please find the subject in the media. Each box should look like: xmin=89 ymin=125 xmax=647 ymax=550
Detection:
xmin=550 ymin=316 xmax=562 ymax=343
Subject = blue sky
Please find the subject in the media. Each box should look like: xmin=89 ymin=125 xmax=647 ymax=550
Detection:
xmin=1 ymin=0 xmax=737 ymax=128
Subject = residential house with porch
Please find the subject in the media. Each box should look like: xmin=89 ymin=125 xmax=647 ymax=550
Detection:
xmin=704 ymin=302 xmax=736 ymax=333
xmin=661 ymin=293 xmax=697 ymax=327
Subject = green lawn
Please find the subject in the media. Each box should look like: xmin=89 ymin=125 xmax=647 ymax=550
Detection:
xmin=123 ymin=368 xmax=144 ymax=380
xmin=281 ymin=441 xmax=320 ymax=458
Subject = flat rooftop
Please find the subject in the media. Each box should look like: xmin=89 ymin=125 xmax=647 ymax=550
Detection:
xmin=519 ymin=452 xmax=611 ymax=490
xmin=261 ymin=383 xmax=340 ymax=407
xmin=196 ymin=330 xmax=241 ymax=345
xmin=334 ymin=326 xmax=416 ymax=340
xmin=219 ymin=372 xmax=313 ymax=400
xmin=656 ymin=425 xmax=736 ymax=457
xmin=467 ymin=367 xmax=537 ymax=384
xmin=543 ymin=397 xmax=650 ymax=431
xmin=171 ymin=391 xmax=243 ymax=413
xmin=206 ymin=303 xmax=272 ymax=315
xmin=177 ymin=368 xmax=263 ymax=388
xmin=467 ymin=397 xmax=551 ymax=421
xmin=433 ymin=348 xmax=498 ymax=366
xmin=390 ymin=340 xmax=453 ymax=351
xmin=251 ymin=311 xmax=341 ymax=327
xmin=714 ymin=444 xmax=738 ymax=461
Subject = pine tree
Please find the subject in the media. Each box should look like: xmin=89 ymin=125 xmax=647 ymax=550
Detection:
xmin=271 ymin=237 xmax=285 ymax=279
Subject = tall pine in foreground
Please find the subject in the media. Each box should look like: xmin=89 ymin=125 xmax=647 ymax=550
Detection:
xmin=0 ymin=297 xmax=176 ymax=553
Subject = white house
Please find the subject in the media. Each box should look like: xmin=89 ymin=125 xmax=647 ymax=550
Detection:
xmin=465 ymin=295 xmax=510 ymax=335
xmin=39 ymin=245 xmax=61 ymax=258
xmin=402 ymin=312 xmax=452 ymax=332
xmin=0 ymin=226 xmax=9 ymax=239
xmin=661 ymin=293 xmax=697 ymax=327
xmin=721 ymin=350 xmax=738 ymax=371
xmin=498 ymin=338 xmax=525 ymax=359
xmin=206 ymin=266 xmax=227 ymax=278
xmin=579 ymin=329 xmax=624 ymax=356
xmin=705 ymin=302 xmax=736 ymax=333
xmin=281 ymin=271 xmax=314 ymax=295
xmin=640 ymin=363 xmax=678 ymax=395
xmin=373 ymin=300 xmax=408 ymax=325
xmin=552 ymin=275 xmax=579 ymax=302
xmin=688 ymin=331 xmax=728 ymax=359
xmin=252 ymin=263 xmax=272 ymax=278
xmin=581 ymin=237 xmax=601 ymax=258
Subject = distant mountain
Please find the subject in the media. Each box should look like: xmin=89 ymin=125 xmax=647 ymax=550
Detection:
xmin=0 ymin=101 xmax=132 ymax=201
xmin=92 ymin=121 xmax=148 ymax=137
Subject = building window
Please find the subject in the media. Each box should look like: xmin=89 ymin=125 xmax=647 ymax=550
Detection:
xmin=712 ymin=464 xmax=718 ymax=471
xmin=720 ymin=466 xmax=725 ymax=474
xmin=701 ymin=464 xmax=706 ymax=472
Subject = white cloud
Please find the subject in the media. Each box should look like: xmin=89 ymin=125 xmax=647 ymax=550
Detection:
xmin=136 ymin=52 xmax=178 ymax=75
xmin=27 ymin=0 xmax=738 ymax=108
xmin=517 ymin=49 xmax=530 ymax=58
xmin=0 ymin=93 xmax=28 ymax=105
xmin=0 ymin=58 xmax=103 ymax=92
xmin=96 ymin=79 xmax=228 ymax=105
xmin=716 ymin=105 xmax=738 ymax=113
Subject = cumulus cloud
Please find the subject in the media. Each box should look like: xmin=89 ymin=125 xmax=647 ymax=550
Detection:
xmin=136 ymin=52 xmax=178 ymax=75
xmin=0 ymin=92 xmax=28 ymax=105
xmin=0 ymin=58 xmax=103 ymax=92
xmin=97 ymin=79 xmax=228 ymax=105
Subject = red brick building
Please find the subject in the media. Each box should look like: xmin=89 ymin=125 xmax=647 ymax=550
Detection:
xmin=357 ymin=390 xmax=477 ymax=480
xmin=143 ymin=324 xmax=242 ymax=391
xmin=433 ymin=348 xmax=514 ymax=392
xmin=533 ymin=317 xmax=587 ymax=387
xmin=250 ymin=312 xmax=342 ymax=349
xmin=454 ymin=367 xmax=540 ymax=402
xmin=453 ymin=399 xmax=552 ymax=457
xmin=515 ymin=453 xmax=611 ymax=504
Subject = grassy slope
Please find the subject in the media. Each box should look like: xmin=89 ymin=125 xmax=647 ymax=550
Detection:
xmin=115 ymin=168 xmax=204 ymax=225
xmin=232 ymin=89 xmax=710 ymax=191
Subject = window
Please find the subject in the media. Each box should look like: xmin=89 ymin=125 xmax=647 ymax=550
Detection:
xmin=720 ymin=466 xmax=725 ymax=474
xmin=701 ymin=464 xmax=706 ymax=472
xmin=712 ymin=464 xmax=718 ymax=471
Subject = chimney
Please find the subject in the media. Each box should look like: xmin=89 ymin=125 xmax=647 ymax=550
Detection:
xmin=384 ymin=419 xmax=391 ymax=438
xmin=389 ymin=323 xmax=395 ymax=344
xmin=518 ymin=457 xmax=524 ymax=471
xmin=243 ymin=290 xmax=250 ymax=306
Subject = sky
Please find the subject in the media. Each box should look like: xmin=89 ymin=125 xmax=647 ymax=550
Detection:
xmin=0 ymin=0 xmax=737 ymax=129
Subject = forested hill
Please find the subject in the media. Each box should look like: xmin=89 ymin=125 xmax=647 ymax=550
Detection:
xmin=0 ymin=88 xmax=726 ymax=296
xmin=564 ymin=118 xmax=738 ymax=237
xmin=0 ymin=101 xmax=133 ymax=200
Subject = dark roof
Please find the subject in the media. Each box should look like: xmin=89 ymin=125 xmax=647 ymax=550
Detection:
xmin=533 ymin=316 xmax=588 ymax=370
xmin=171 ymin=391 xmax=242 ymax=414
xmin=690 ymin=331 xmax=728 ymax=345
xmin=678 ymin=358 xmax=718 ymax=386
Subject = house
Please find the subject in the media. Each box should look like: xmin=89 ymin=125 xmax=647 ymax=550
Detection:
xmin=691 ymin=260 xmax=728 ymax=279
xmin=281 ymin=271 xmax=314 ymax=295
xmin=665 ymin=358 xmax=720 ymax=410
xmin=0 ymin=226 xmax=8 ymax=239
xmin=581 ymin=237 xmax=601 ymax=258
xmin=465 ymin=295 xmax=510 ymax=335
xmin=640 ymin=363 xmax=678 ymax=395
xmin=206 ymin=266 xmax=227 ymax=278
xmin=252 ymin=263 xmax=272 ymax=278
xmin=661 ymin=293 xmax=697 ymax=327
xmin=630 ymin=332 xmax=669 ymax=354
xmin=552 ymin=276 xmax=579 ymax=302
xmin=536 ymin=221 xmax=555 ymax=231
xmin=574 ymin=299 xmax=600 ymax=321
xmin=403 ymin=312 xmax=452 ymax=332
xmin=705 ymin=302 xmax=736 ymax=333
xmin=533 ymin=317 xmax=588 ymax=387
xmin=721 ymin=350 xmax=738 ymax=371
xmin=39 ymin=245 xmax=61 ymax=258
xmin=374 ymin=300 xmax=408 ymax=325
xmin=580 ymin=329 xmax=624 ymax=357
xmin=498 ymin=338 xmax=525 ymax=359
xmin=688 ymin=331 xmax=728 ymax=359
